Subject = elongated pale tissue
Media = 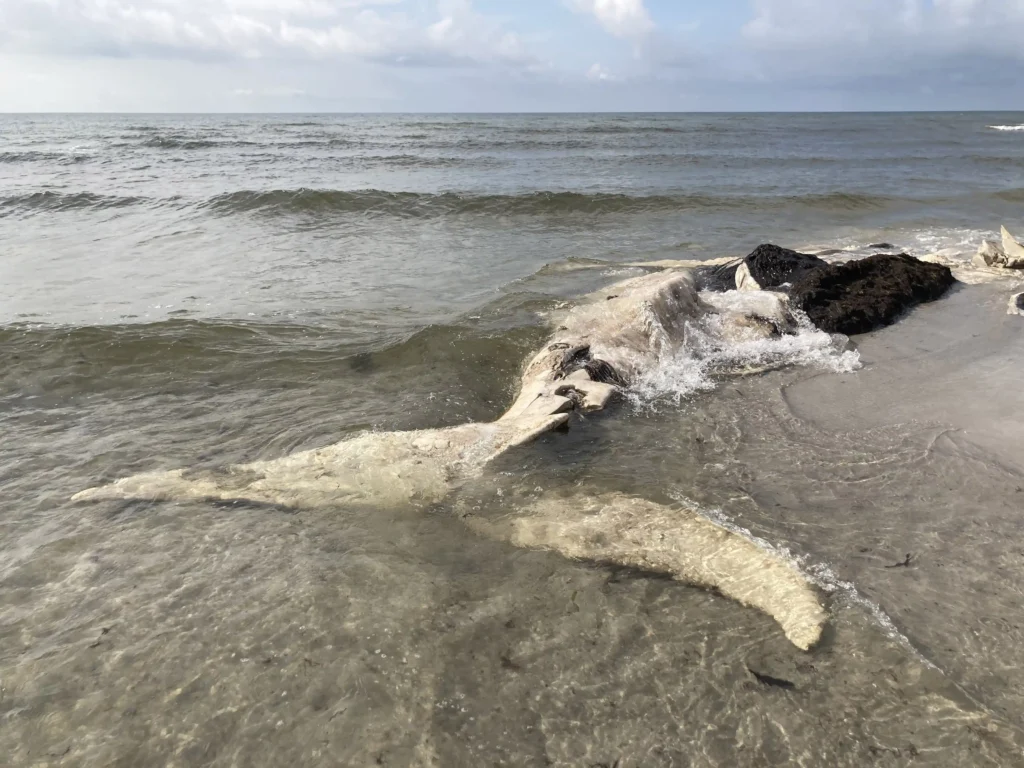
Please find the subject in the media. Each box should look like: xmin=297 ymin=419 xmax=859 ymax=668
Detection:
xmin=74 ymin=271 xmax=708 ymax=507
xmin=700 ymin=288 xmax=794 ymax=338
xmin=465 ymin=494 xmax=826 ymax=651
xmin=72 ymin=414 xmax=570 ymax=507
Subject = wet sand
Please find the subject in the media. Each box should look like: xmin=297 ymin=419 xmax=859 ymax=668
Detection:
xmin=780 ymin=278 xmax=1024 ymax=728
xmin=786 ymin=280 xmax=1024 ymax=468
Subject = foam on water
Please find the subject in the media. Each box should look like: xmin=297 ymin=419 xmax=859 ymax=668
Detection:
xmin=988 ymin=124 xmax=1024 ymax=132
xmin=909 ymin=227 xmax=989 ymax=255
xmin=797 ymin=226 xmax=986 ymax=262
xmin=629 ymin=290 xmax=861 ymax=407
xmin=801 ymin=227 xmax=1024 ymax=286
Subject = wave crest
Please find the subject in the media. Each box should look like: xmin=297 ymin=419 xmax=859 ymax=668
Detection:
xmin=0 ymin=151 xmax=89 ymax=164
xmin=0 ymin=191 xmax=147 ymax=214
xmin=202 ymin=188 xmax=902 ymax=218
xmin=141 ymin=136 xmax=258 ymax=149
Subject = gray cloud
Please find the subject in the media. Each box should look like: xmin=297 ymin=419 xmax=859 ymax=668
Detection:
xmin=0 ymin=0 xmax=539 ymax=69
xmin=1 ymin=0 xmax=1022 ymax=110
xmin=743 ymin=0 xmax=1024 ymax=70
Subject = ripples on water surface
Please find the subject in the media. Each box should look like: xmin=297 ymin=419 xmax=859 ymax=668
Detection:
xmin=2 ymin=113 xmax=1024 ymax=766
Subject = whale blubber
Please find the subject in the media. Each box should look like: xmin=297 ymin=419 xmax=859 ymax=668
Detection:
xmin=465 ymin=493 xmax=826 ymax=651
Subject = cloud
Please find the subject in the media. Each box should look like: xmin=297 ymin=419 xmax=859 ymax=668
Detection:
xmin=0 ymin=0 xmax=537 ymax=69
xmin=2 ymin=0 xmax=1024 ymax=110
xmin=586 ymin=62 xmax=620 ymax=82
xmin=572 ymin=0 xmax=654 ymax=40
xmin=743 ymin=0 xmax=1024 ymax=64
xmin=232 ymin=84 xmax=306 ymax=97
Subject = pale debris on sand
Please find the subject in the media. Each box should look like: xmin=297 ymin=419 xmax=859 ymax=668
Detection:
xmin=970 ymin=226 xmax=1024 ymax=271
xmin=921 ymin=250 xmax=1024 ymax=286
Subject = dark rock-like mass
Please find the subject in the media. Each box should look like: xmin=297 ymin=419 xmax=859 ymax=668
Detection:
xmin=744 ymin=244 xmax=826 ymax=289
xmin=790 ymin=254 xmax=956 ymax=335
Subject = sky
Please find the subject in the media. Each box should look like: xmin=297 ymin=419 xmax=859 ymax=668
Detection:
xmin=1 ymin=0 xmax=1023 ymax=112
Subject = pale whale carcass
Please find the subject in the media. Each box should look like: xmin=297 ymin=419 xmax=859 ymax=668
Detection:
xmin=76 ymin=270 xmax=791 ymax=508
xmin=73 ymin=269 xmax=827 ymax=650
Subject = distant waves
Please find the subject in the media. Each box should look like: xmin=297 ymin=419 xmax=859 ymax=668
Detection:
xmin=0 ymin=188 xmax=915 ymax=218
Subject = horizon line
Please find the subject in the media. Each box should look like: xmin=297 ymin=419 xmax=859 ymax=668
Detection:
xmin=2 ymin=109 xmax=1023 ymax=116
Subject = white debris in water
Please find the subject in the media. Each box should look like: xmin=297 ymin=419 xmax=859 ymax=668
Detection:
xmin=910 ymin=228 xmax=986 ymax=254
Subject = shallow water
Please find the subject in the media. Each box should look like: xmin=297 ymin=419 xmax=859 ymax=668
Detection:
xmin=3 ymin=113 xmax=1024 ymax=766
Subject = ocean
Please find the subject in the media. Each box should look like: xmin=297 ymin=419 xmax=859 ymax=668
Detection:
xmin=3 ymin=113 xmax=1024 ymax=766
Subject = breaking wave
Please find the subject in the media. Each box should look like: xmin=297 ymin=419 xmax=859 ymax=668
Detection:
xmin=578 ymin=124 xmax=693 ymax=134
xmin=988 ymin=124 xmax=1024 ymax=132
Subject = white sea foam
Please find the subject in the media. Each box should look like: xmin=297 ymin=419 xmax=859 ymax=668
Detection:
xmin=801 ymin=227 xmax=987 ymax=262
xmin=600 ymin=267 xmax=646 ymax=277
xmin=988 ymin=124 xmax=1024 ymax=132
xmin=910 ymin=227 xmax=989 ymax=254
xmin=628 ymin=291 xmax=861 ymax=406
